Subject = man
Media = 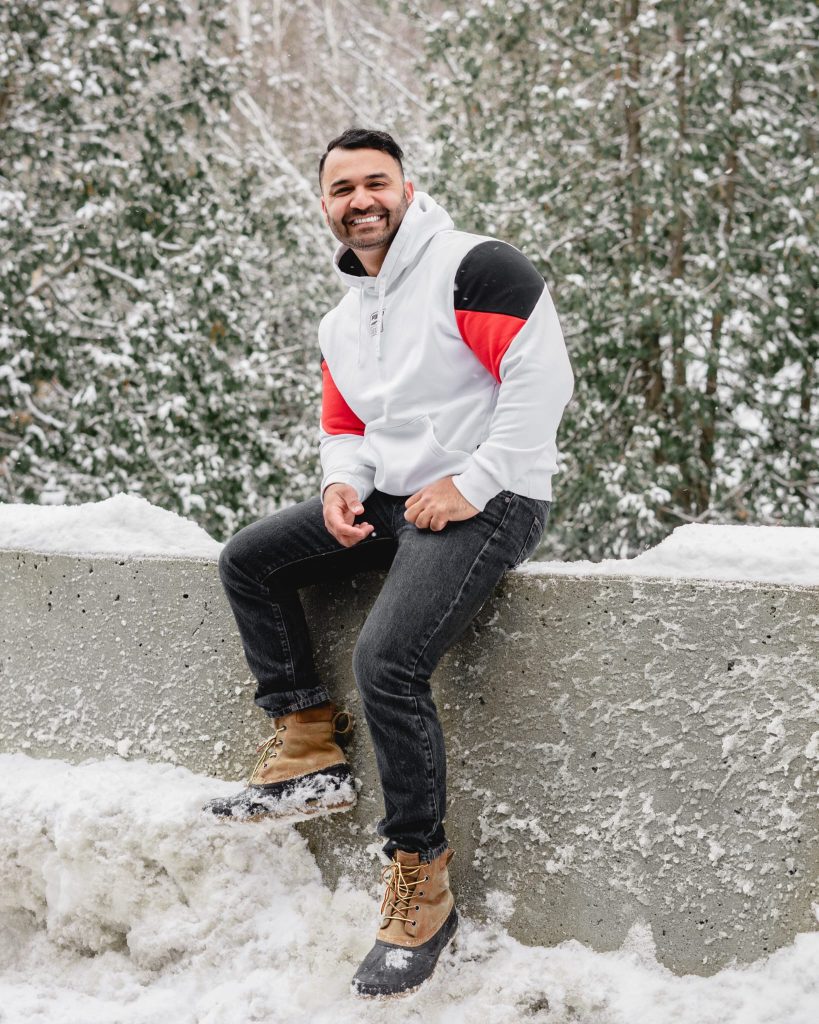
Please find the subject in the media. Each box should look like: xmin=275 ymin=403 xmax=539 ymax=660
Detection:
xmin=206 ymin=128 xmax=574 ymax=998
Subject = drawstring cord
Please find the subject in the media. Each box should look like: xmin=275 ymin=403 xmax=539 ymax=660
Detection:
xmin=375 ymin=277 xmax=386 ymax=360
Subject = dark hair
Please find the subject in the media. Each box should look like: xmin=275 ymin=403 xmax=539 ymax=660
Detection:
xmin=318 ymin=128 xmax=404 ymax=189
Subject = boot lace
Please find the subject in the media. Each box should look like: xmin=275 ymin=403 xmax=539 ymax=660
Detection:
xmin=380 ymin=861 xmax=429 ymax=927
xmin=249 ymin=723 xmax=287 ymax=779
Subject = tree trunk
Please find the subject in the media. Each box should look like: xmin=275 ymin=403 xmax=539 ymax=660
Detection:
xmin=698 ymin=73 xmax=741 ymax=515
xmin=669 ymin=9 xmax=693 ymax=516
xmin=621 ymin=1 xmax=663 ymax=416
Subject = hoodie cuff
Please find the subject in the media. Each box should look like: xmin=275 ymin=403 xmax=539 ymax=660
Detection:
xmin=451 ymin=462 xmax=503 ymax=512
xmin=321 ymin=472 xmax=375 ymax=505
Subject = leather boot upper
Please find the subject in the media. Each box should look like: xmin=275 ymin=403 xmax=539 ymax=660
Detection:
xmin=377 ymin=848 xmax=455 ymax=948
xmin=247 ymin=703 xmax=350 ymax=786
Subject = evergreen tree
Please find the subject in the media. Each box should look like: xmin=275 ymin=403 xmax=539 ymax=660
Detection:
xmin=417 ymin=0 xmax=817 ymax=559
xmin=0 ymin=0 xmax=336 ymax=539
xmin=0 ymin=0 xmax=430 ymax=541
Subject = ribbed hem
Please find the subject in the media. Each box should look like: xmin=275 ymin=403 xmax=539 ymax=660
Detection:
xmin=451 ymin=460 xmax=503 ymax=512
xmin=320 ymin=472 xmax=375 ymax=504
xmin=254 ymin=685 xmax=332 ymax=719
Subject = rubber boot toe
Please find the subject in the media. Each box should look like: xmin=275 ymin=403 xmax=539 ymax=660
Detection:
xmin=351 ymin=905 xmax=458 ymax=999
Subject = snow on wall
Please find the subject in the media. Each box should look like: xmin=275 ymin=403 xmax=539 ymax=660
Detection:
xmin=1 ymin=493 xmax=818 ymax=585
xmin=0 ymin=494 xmax=222 ymax=560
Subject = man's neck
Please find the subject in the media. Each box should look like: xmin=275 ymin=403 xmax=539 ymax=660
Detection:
xmin=357 ymin=246 xmax=388 ymax=277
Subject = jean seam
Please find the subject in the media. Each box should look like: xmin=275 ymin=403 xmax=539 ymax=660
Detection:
xmin=257 ymin=536 xmax=395 ymax=589
xmin=412 ymin=694 xmax=441 ymax=846
xmin=409 ymin=497 xmax=515 ymax=682
xmin=270 ymin=602 xmax=295 ymax=688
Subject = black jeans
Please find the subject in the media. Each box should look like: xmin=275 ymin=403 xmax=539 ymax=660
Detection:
xmin=218 ymin=488 xmax=550 ymax=861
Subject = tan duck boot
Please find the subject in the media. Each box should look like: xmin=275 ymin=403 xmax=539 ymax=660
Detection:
xmin=351 ymin=848 xmax=458 ymax=998
xmin=204 ymin=703 xmax=357 ymax=821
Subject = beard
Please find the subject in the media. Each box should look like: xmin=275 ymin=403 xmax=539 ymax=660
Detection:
xmin=328 ymin=194 xmax=410 ymax=252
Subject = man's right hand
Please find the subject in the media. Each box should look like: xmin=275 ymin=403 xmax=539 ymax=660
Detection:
xmin=322 ymin=483 xmax=376 ymax=548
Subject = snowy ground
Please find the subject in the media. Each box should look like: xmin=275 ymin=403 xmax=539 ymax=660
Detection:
xmin=1 ymin=756 xmax=817 ymax=1024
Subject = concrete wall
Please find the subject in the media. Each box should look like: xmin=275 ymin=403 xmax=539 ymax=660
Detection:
xmin=1 ymin=546 xmax=817 ymax=976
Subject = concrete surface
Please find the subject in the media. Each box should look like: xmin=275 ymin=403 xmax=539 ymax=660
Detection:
xmin=1 ymin=547 xmax=817 ymax=975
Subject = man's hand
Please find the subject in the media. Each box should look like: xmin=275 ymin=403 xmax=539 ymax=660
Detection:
xmin=404 ymin=476 xmax=480 ymax=532
xmin=323 ymin=483 xmax=375 ymax=547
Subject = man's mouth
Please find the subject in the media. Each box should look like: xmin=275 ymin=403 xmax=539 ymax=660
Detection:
xmin=348 ymin=213 xmax=386 ymax=226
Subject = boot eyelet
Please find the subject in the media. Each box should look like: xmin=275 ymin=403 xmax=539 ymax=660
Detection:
xmin=415 ymin=905 xmax=420 ymax=910
xmin=424 ymin=875 xmax=429 ymax=882
xmin=412 ymin=920 xmax=416 ymax=926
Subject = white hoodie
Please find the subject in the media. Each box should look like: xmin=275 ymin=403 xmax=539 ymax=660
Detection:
xmin=318 ymin=191 xmax=574 ymax=512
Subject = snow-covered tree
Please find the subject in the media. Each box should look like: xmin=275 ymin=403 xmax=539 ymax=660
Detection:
xmin=417 ymin=0 xmax=817 ymax=558
xmin=0 ymin=0 xmax=429 ymax=540
xmin=0 ymin=0 xmax=324 ymax=537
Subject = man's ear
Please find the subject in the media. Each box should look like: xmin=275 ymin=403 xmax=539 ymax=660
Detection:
xmin=320 ymin=195 xmax=329 ymax=224
xmin=404 ymin=179 xmax=415 ymax=203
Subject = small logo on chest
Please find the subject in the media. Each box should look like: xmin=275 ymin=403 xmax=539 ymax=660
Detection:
xmin=369 ymin=310 xmax=384 ymax=337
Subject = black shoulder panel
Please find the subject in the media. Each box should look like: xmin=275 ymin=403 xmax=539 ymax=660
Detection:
xmin=454 ymin=241 xmax=544 ymax=319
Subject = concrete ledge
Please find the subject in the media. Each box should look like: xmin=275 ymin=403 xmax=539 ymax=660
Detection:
xmin=1 ymin=547 xmax=817 ymax=975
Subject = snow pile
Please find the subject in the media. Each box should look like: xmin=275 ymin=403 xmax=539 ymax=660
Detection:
xmin=1 ymin=755 xmax=817 ymax=1024
xmin=523 ymin=523 xmax=819 ymax=586
xmin=0 ymin=494 xmax=222 ymax=560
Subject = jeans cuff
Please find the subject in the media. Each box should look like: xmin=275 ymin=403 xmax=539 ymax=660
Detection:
xmin=382 ymin=839 xmax=449 ymax=863
xmin=254 ymin=685 xmax=332 ymax=719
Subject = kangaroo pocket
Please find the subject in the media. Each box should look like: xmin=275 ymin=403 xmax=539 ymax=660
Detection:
xmin=360 ymin=414 xmax=472 ymax=495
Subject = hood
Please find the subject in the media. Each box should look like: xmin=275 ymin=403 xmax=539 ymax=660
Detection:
xmin=331 ymin=190 xmax=455 ymax=291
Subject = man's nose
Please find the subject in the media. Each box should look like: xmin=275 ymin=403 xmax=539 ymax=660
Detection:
xmin=349 ymin=186 xmax=374 ymax=210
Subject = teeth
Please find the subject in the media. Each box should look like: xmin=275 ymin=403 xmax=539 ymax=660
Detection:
xmin=351 ymin=214 xmax=383 ymax=225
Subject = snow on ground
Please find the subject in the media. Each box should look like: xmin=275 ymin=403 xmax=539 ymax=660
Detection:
xmin=1 ymin=494 xmax=818 ymax=586
xmin=1 ymin=755 xmax=817 ymax=1024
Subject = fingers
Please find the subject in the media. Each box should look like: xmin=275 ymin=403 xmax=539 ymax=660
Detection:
xmin=324 ymin=483 xmax=365 ymax=517
xmin=323 ymin=493 xmax=375 ymax=548
xmin=325 ymin=511 xmax=375 ymax=547
xmin=334 ymin=521 xmax=375 ymax=547
xmin=404 ymin=501 xmax=448 ymax=531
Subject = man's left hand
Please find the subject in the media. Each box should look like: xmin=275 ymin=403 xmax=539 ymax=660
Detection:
xmin=404 ymin=476 xmax=480 ymax=532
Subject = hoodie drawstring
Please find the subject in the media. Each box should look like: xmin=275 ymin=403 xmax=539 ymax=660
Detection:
xmin=375 ymin=277 xmax=386 ymax=360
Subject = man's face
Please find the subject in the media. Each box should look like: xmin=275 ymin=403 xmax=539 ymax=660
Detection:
xmin=320 ymin=147 xmax=414 ymax=255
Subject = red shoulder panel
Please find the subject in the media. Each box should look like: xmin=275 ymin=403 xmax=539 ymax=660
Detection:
xmin=321 ymin=359 xmax=365 ymax=435
xmin=455 ymin=309 xmax=527 ymax=383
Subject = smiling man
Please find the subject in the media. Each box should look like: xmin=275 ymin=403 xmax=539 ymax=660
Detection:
xmin=207 ymin=128 xmax=574 ymax=998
